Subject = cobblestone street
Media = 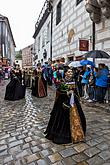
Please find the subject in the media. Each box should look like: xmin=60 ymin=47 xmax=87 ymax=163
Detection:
xmin=0 ymin=81 xmax=110 ymax=165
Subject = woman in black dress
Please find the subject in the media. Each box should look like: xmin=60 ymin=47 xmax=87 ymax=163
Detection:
xmin=45 ymin=68 xmax=86 ymax=144
xmin=4 ymin=70 xmax=25 ymax=101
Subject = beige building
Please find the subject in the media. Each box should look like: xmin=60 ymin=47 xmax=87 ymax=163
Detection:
xmin=22 ymin=44 xmax=33 ymax=69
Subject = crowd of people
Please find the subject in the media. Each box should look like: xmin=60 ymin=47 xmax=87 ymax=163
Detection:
xmin=1 ymin=59 xmax=110 ymax=104
xmin=38 ymin=59 xmax=110 ymax=104
xmin=2 ymin=58 xmax=110 ymax=145
xmin=0 ymin=67 xmax=10 ymax=82
xmin=75 ymin=63 xmax=110 ymax=104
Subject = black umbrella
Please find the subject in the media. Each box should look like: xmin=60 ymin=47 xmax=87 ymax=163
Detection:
xmin=84 ymin=50 xmax=110 ymax=58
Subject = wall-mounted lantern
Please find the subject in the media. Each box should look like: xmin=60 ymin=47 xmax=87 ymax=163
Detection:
xmin=43 ymin=49 xmax=47 ymax=59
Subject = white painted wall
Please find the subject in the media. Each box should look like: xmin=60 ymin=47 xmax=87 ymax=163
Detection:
xmin=52 ymin=0 xmax=92 ymax=61
xmin=34 ymin=13 xmax=52 ymax=65
xmin=34 ymin=0 xmax=110 ymax=63
xmin=52 ymin=0 xmax=110 ymax=61
xmin=95 ymin=19 xmax=110 ymax=53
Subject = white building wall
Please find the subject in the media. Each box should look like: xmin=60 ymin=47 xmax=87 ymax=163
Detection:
xmin=34 ymin=0 xmax=110 ymax=64
xmin=95 ymin=19 xmax=110 ymax=55
xmin=52 ymin=0 xmax=110 ymax=61
xmin=52 ymin=0 xmax=92 ymax=61
xmin=34 ymin=13 xmax=51 ymax=65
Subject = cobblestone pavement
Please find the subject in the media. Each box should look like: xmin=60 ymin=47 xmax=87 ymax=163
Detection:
xmin=0 ymin=81 xmax=110 ymax=165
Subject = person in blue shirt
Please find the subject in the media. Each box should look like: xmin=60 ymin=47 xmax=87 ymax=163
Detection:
xmin=81 ymin=66 xmax=91 ymax=99
xmin=95 ymin=63 xmax=109 ymax=103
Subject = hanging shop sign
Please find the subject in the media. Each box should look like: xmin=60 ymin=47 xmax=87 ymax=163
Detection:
xmin=79 ymin=39 xmax=89 ymax=51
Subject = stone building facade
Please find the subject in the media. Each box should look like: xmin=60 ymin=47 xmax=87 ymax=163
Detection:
xmin=22 ymin=44 xmax=33 ymax=69
xmin=33 ymin=0 xmax=52 ymax=65
xmin=0 ymin=14 xmax=16 ymax=67
xmin=52 ymin=0 xmax=91 ymax=61
xmin=33 ymin=0 xmax=110 ymax=63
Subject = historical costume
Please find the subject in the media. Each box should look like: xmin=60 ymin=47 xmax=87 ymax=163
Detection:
xmin=45 ymin=68 xmax=86 ymax=144
xmin=4 ymin=71 xmax=25 ymax=101
xmin=23 ymin=69 xmax=32 ymax=88
xmin=31 ymin=67 xmax=47 ymax=98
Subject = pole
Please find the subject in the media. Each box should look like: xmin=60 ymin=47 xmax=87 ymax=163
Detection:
xmin=92 ymin=22 xmax=95 ymax=64
xmin=50 ymin=8 xmax=53 ymax=61
xmin=1 ymin=21 xmax=3 ymax=62
xmin=92 ymin=22 xmax=95 ymax=50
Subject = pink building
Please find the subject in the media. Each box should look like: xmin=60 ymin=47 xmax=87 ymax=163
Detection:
xmin=22 ymin=44 xmax=33 ymax=69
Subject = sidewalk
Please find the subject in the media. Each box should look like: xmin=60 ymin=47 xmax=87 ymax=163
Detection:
xmin=81 ymin=99 xmax=110 ymax=113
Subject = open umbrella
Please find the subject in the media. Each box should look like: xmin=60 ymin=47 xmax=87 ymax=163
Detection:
xmin=84 ymin=50 xmax=110 ymax=58
xmin=68 ymin=61 xmax=82 ymax=68
xmin=80 ymin=60 xmax=95 ymax=67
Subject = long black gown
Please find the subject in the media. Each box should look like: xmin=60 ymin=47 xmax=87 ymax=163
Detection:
xmin=45 ymin=81 xmax=86 ymax=144
xmin=4 ymin=76 xmax=25 ymax=101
